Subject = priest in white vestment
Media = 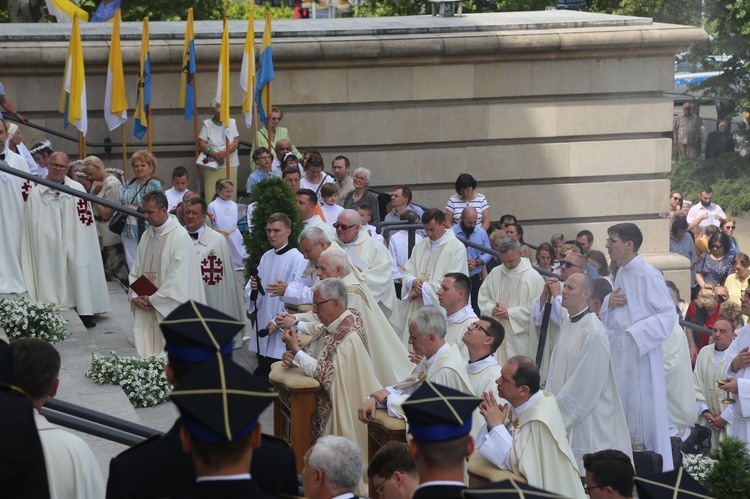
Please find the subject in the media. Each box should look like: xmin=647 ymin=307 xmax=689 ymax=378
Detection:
xmin=694 ymin=318 xmax=734 ymax=448
xmin=281 ymin=279 xmax=381 ymax=492
xmin=335 ymin=209 xmax=402 ymax=333
xmin=13 ymin=338 xmax=106 ymax=499
xmin=0 ymin=127 xmax=31 ymax=294
xmin=463 ymin=314 xmax=505 ymax=437
xmin=129 ymin=191 xmax=205 ymax=358
xmin=476 ymin=355 xmax=585 ymax=499
xmin=246 ymin=213 xmax=307 ymax=378
xmin=438 ymin=273 xmax=478 ymax=362
xmin=478 ymin=237 xmax=544 ymax=364
xmin=21 ymin=152 xmax=111 ymax=324
xmin=358 ymin=307 xmax=473 ymax=423
xmin=599 ymin=223 xmax=676 ymax=471
xmin=529 ymin=251 xmax=588 ymax=383
xmin=718 ymin=295 xmax=750 ymax=451
xmin=183 ymin=198 xmax=245 ymax=347
xmin=545 ymin=273 xmax=632 ymax=473
xmin=401 ymin=208 xmax=468 ymax=344
xmin=281 ymin=249 xmax=412 ymax=387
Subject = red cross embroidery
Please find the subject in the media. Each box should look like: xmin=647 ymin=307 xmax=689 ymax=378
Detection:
xmin=201 ymin=254 xmax=224 ymax=285
xmin=21 ymin=180 xmax=32 ymax=201
xmin=77 ymin=199 xmax=94 ymax=226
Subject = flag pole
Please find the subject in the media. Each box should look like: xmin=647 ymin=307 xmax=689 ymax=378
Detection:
xmin=121 ymin=126 xmax=127 ymax=177
xmin=79 ymin=131 xmax=86 ymax=158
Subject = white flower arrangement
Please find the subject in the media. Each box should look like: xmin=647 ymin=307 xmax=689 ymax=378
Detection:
xmin=87 ymin=352 xmax=171 ymax=408
xmin=0 ymin=297 xmax=70 ymax=344
xmin=683 ymin=453 xmax=717 ymax=484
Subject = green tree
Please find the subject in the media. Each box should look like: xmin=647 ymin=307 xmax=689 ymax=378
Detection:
xmin=589 ymin=0 xmax=702 ymax=26
xmin=704 ymin=437 xmax=750 ymax=498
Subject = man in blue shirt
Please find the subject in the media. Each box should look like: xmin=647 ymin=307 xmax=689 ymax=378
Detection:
xmin=452 ymin=206 xmax=491 ymax=315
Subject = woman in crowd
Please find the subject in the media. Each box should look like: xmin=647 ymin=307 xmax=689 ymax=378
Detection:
xmin=445 ymin=173 xmax=490 ymax=230
xmin=685 ymin=284 xmax=722 ymax=359
xmin=550 ymin=233 xmax=565 ymax=270
xmin=341 ymin=167 xmax=380 ymax=224
xmin=665 ymin=189 xmax=684 ymax=219
xmin=120 ymin=150 xmax=162 ymax=269
xmin=588 ymin=250 xmax=612 ymax=285
xmin=299 ymin=150 xmax=334 ymax=203
xmin=197 ymin=100 xmax=240 ymax=201
xmin=535 ymin=242 xmax=554 ymax=274
xmin=694 ymin=224 xmax=719 ymax=259
xmin=256 ymin=106 xmax=301 ymax=158
xmin=6 ymin=123 xmax=36 ymax=173
xmin=720 ymin=217 xmax=740 ymax=256
xmin=484 ymin=229 xmax=506 ymax=275
xmin=505 ymin=222 xmax=531 ymax=259
xmin=696 ymin=232 xmax=734 ymax=288
xmin=498 ymin=214 xmax=517 ymax=232
xmin=725 ymin=252 xmax=750 ymax=321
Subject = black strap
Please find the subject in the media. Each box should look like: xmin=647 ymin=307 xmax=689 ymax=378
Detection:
xmin=536 ymin=301 xmax=552 ymax=367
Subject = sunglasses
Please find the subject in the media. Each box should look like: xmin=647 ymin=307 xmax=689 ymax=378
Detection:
xmin=562 ymin=261 xmax=582 ymax=269
xmin=672 ymin=196 xmax=683 ymax=202
xmin=333 ymin=222 xmax=357 ymax=231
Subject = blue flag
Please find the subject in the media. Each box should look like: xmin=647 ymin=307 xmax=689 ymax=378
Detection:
xmin=90 ymin=0 xmax=122 ymax=23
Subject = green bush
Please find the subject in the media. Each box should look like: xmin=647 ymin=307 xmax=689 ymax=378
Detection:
xmin=704 ymin=436 xmax=750 ymax=498
xmin=665 ymin=152 xmax=750 ymax=215
xmin=243 ymin=177 xmax=304 ymax=277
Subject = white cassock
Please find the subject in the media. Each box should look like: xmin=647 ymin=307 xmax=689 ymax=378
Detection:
xmin=192 ymin=226 xmax=245 ymax=331
xmin=36 ymin=413 xmax=105 ymax=499
xmin=694 ymin=343 xmax=732 ymax=449
xmin=663 ymin=318 xmax=699 ymax=436
xmin=468 ymin=355 xmax=504 ymax=437
xmin=22 ymin=177 xmax=111 ymax=316
xmin=476 ymin=391 xmax=585 ymax=499
xmin=478 ymin=258 xmax=545 ymax=365
xmin=305 ymin=214 xmax=335 ymax=242
xmin=129 ymin=215 xmax=206 ymax=358
xmin=164 ymin=187 xmax=188 ymax=212
xmin=401 ymin=230 xmax=468 ymax=343
xmin=722 ymin=325 xmax=750 ymax=450
xmin=389 ymin=229 xmax=423 ymax=284
xmin=545 ymin=309 xmax=632 ymax=473
xmin=296 ymin=271 xmax=412 ymax=387
xmin=600 ymin=254 xmax=677 ymax=471
xmin=246 ymin=245 xmax=306 ymax=359
xmin=340 ymin=228 xmax=402 ymax=333
xmin=531 ymin=288 xmax=568 ymax=385
xmin=208 ymin=198 xmax=248 ymax=271
xmin=0 ymin=150 xmax=31 ymax=293
xmin=385 ymin=343 xmax=473 ymax=419
xmin=446 ymin=304 xmax=477 ymax=363
xmin=282 ymin=242 xmax=344 ymax=310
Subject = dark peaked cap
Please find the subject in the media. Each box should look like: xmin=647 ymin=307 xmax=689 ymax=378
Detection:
xmin=461 ymin=478 xmax=567 ymax=499
xmin=401 ymin=380 xmax=482 ymax=442
xmin=634 ymin=468 xmax=714 ymax=499
xmin=170 ymin=356 xmax=276 ymax=444
xmin=160 ymin=300 xmax=244 ymax=362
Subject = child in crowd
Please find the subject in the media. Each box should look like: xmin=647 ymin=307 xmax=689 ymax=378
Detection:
xmin=208 ymin=179 xmax=249 ymax=271
xmin=164 ymin=166 xmax=190 ymax=212
xmin=320 ymin=183 xmax=344 ymax=231
xmin=357 ymin=205 xmax=384 ymax=244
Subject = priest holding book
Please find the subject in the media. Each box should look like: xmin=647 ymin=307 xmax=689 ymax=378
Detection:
xmin=129 ymin=191 xmax=205 ymax=358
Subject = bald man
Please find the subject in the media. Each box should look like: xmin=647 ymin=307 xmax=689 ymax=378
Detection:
xmin=452 ymin=206 xmax=491 ymax=316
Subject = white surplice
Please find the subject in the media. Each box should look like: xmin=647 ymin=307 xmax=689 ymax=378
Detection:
xmin=545 ymin=310 xmax=633 ymax=473
xmin=401 ymin=230 xmax=468 ymax=343
xmin=694 ymin=343 xmax=732 ymax=449
xmin=305 ymin=214 xmax=335 ymax=242
xmin=468 ymin=354 xmax=503 ymax=437
xmin=599 ymin=254 xmax=677 ymax=471
xmin=663 ymin=318 xmax=698 ymax=432
xmin=722 ymin=325 xmax=750 ymax=450
xmin=129 ymin=215 xmax=206 ymax=358
xmin=531 ymin=287 xmax=568 ymax=385
xmin=22 ymin=176 xmax=111 ymax=316
xmin=339 ymin=228 xmax=402 ymax=332
xmin=208 ymin=198 xmax=248 ymax=271
xmin=475 ymin=391 xmax=585 ymax=499
xmin=246 ymin=245 xmax=306 ymax=359
xmin=446 ymin=304 xmax=477 ymax=363
xmin=0 ymin=149 xmax=31 ymax=293
xmin=478 ymin=258 xmax=545 ymax=365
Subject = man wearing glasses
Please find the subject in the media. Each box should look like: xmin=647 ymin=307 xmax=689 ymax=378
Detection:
xmin=335 ymin=209 xmax=401 ymax=334
xmin=600 ymin=222 xmax=677 ymax=472
xmin=21 ymin=151 xmax=110 ymax=328
xmin=582 ymin=449 xmax=635 ymax=498
xmin=0 ymin=118 xmax=31 ymax=294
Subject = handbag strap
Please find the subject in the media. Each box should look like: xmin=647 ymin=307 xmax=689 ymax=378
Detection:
xmin=129 ymin=178 xmax=151 ymax=205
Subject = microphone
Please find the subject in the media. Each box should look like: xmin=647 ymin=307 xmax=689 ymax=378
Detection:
xmin=248 ymin=265 xmax=265 ymax=302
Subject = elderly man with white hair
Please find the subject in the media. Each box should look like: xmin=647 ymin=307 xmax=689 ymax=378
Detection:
xmin=281 ymin=278 xmax=380 ymax=491
xmin=335 ymin=208 xmax=401 ymax=333
xmin=302 ymin=435 xmax=365 ymax=499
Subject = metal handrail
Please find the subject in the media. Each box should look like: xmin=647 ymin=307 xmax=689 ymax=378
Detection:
xmin=0 ymin=160 xmax=144 ymax=219
xmin=42 ymin=408 xmax=152 ymax=446
xmin=45 ymin=398 xmax=161 ymax=439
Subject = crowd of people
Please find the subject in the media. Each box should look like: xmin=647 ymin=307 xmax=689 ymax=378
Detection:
xmin=4 ymin=105 xmax=750 ymax=499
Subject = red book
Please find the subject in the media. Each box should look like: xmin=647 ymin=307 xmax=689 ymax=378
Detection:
xmin=130 ymin=275 xmax=158 ymax=296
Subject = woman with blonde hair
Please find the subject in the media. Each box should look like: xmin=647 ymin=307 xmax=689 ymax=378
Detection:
xmin=120 ymin=150 xmax=162 ymax=269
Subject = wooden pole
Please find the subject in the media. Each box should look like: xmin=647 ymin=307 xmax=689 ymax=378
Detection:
xmin=225 ymin=135 xmax=230 ymax=179
xmin=121 ymin=126 xmax=127 ymax=178
xmin=193 ymin=72 xmax=200 ymax=182
xmin=146 ymin=103 xmax=152 ymax=153
xmin=79 ymin=131 xmax=86 ymax=158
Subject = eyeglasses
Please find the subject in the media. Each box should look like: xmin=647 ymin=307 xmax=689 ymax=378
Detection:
xmin=333 ymin=222 xmax=357 ymax=231
xmin=374 ymin=474 xmax=393 ymax=495
xmin=469 ymin=322 xmax=490 ymax=335
xmin=724 ymin=226 xmax=735 ymax=230
xmin=583 ymin=483 xmax=607 ymax=494
xmin=605 ymin=238 xmax=621 ymax=245
xmin=712 ymin=245 xmax=723 ymax=250
xmin=672 ymin=196 xmax=683 ymax=202
xmin=312 ymin=298 xmax=334 ymax=309
xmin=562 ymin=261 xmax=582 ymax=269
xmin=49 ymin=162 xmax=69 ymax=170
